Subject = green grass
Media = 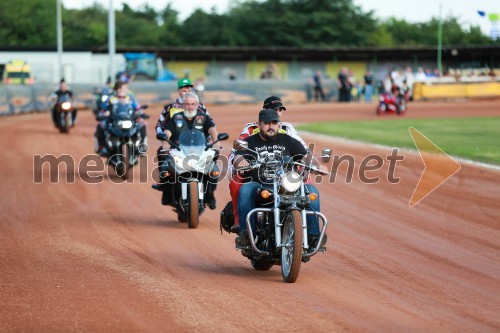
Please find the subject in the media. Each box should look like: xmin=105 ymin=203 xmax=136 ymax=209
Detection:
xmin=297 ymin=117 xmax=500 ymax=165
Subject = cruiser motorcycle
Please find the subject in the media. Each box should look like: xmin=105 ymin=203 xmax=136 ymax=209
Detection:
xmin=156 ymin=130 xmax=229 ymax=228
xmin=97 ymin=103 xmax=149 ymax=179
xmin=221 ymin=140 xmax=332 ymax=283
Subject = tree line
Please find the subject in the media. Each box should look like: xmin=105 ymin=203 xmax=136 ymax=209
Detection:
xmin=1 ymin=0 xmax=497 ymax=48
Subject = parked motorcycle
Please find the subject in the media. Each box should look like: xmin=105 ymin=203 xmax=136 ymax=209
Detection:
xmin=96 ymin=103 xmax=149 ymax=179
xmin=221 ymin=140 xmax=332 ymax=283
xmin=376 ymin=88 xmax=409 ymax=115
xmin=156 ymin=130 xmax=229 ymax=228
xmin=55 ymin=95 xmax=75 ymax=133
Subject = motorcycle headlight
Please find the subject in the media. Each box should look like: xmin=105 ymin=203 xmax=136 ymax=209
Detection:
xmin=280 ymin=171 xmax=301 ymax=193
xmin=173 ymin=155 xmax=184 ymax=167
xmin=186 ymin=158 xmax=197 ymax=168
xmin=101 ymin=95 xmax=109 ymax=102
xmin=119 ymin=120 xmax=133 ymax=129
xmin=61 ymin=102 xmax=71 ymax=110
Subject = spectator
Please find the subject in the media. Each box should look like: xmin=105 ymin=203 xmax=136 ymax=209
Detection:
xmin=312 ymin=70 xmax=326 ymax=102
xmin=351 ymin=81 xmax=362 ymax=102
xmin=383 ymin=74 xmax=393 ymax=94
xmin=337 ymin=67 xmax=351 ymax=102
xmin=404 ymin=66 xmax=415 ymax=100
xmin=229 ymin=69 xmax=237 ymax=80
xmin=363 ymin=70 xmax=374 ymax=102
xmin=415 ymin=67 xmax=427 ymax=81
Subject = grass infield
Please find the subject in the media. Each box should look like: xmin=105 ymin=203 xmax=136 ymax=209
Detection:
xmin=297 ymin=117 xmax=500 ymax=165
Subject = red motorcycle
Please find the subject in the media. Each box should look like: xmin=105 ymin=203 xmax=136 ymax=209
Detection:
xmin=376 ymin=87 xmax=409 ymax=115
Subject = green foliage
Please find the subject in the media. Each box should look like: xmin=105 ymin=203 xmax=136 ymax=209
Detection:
xmin=64 ymin=5 xmax=108 ymax=46
xmin=0 ymin=0 xmax=56 ymax=46
xmin=382 ymin=16 xmax=494 ymax=46
xmin=0 ymin=0 xmax=496 ymax=47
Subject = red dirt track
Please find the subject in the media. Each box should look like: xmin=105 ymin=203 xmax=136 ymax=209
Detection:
xmin=1 ymin=100 xmax=499 ymax=332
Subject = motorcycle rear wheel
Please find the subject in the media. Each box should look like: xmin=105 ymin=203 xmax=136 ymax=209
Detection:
xmin=187 ymin=181 xmax=199 ymax=229
xmin=281 ymin=210 xmax=303 ymax=283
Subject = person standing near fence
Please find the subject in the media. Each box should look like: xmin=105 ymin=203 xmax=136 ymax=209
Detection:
xmin=363 ymin=70 xmax=374 ymax=102
xmin=313 ymin=70 xmax=326 ymax=102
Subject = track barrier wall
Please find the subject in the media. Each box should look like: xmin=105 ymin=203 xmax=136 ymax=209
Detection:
xmin=2 ymin=80 xmax=500 ymax=115
xmin=413 ymin=80 xmax=500 ymax=100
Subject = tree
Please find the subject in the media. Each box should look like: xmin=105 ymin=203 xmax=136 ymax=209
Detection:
xmin=0 ymin=0 xmax=56 ymax=46
xmin=0 ymin=0 xmax=496 ymax=48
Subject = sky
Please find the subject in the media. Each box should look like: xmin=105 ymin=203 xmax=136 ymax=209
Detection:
xmin=65 ymin=0 xmax=500 ymax=36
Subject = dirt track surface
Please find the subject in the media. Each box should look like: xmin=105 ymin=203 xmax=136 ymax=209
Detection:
xmin=1 ymin=100 xmax=500 ymax=332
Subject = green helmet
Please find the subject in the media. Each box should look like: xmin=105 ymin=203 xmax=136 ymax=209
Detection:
xmin=177 ymin=78 xmax=193 ymax=89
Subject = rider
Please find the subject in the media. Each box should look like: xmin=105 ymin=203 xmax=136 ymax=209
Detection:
xmin=50 ymin=78 xmax=77 ymax=126
xmin=152 ymin=78 xmax=213 ymax=188
xmin=115 ymin=69 xmax=135 ymax=84
xmin=228 ymin=96 xmax=308 ymax=229
xmin=156 ymin=92 xmax=219 ymax=210
xmin=232 ymin=109 xmax=327 ymax=250
xmin=157 ymin=77 xmax=210 ymax=126
xmin=94 ymin=80 xmax=147 ymax=156
xmin=93 ymin=77 xmax=113 ymax=115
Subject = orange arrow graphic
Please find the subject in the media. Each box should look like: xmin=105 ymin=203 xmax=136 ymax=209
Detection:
xmin=408 ymin=127 xmax=461 ymax=207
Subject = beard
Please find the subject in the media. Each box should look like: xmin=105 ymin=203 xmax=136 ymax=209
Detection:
xmin=260 ymin=128 xmax=277 ymax=141
xmin=184 ymin=109 xmax=197 ymax=118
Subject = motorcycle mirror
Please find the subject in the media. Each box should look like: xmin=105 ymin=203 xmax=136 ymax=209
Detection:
xmin=156 ymin=133 xmax=168 ymax=141
xmin=217 ymin=133 xmax=229 ymax=141
xmin=233 ymin=139 xmax=248 ymax=150
xmin=320 ymin=148 xmax=332 ymax=163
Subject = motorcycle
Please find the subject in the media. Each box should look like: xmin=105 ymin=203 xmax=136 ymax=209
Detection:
xmin=93 ymin=87 xmax=113 ymax=117
xmin=221 ymin=140 xmax=332 ymax=283
xmin=55 ymin=95 xmax=75 ymax=133
xmin=156 ymin=130 xmax=229 ymax=228
xmin=376 ymin=88 xmax=409 ymax=115
xmin=96 ymin=103 xmax=149 ymax=179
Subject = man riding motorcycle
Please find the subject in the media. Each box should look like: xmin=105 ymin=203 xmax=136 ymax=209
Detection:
xmin=94 ymin=80 xmax=147 ymax=156
xmin=157 ymin=78 xmax=211 ymax=125
xmin=155 ymin=92 xmax=220 ymax=211
xmin=152 ymin=79 xmax=214 ymax=188
xmin=228 ymin=96 xmax=308 ymax=230
xmin=50 ymin=79 xmax=77 ymax=127
xmin=232 ymin=109 xmax=327 ymax=250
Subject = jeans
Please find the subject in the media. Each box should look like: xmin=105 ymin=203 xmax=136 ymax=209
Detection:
xmin=364 ymin=84 xmax=374 ymax=102
xmin=237 ymin=182 xmax=321 ymax=236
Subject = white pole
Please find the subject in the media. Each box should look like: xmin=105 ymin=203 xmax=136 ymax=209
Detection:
xmin=57 ymin=0 xmax=63 ymax=81
xmin=437 ymin=3 xmax=443 ymax=76
xmin=108 ymin=0 xmax=116 ymax=81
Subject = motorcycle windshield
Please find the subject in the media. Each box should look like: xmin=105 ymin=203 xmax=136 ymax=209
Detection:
xmin=179 ymin=130 xmax=206 ymax=156
xmin=112 ymin=103 xmax=134 ymax=120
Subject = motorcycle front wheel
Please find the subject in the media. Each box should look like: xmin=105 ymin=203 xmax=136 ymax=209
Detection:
xmin=281 ymin=210 xmax=303 ymax=283
xmin=59 ymin=112 xmax=70 ymax=133
xmin=187 ymin=181 xmax=199 ymax=229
